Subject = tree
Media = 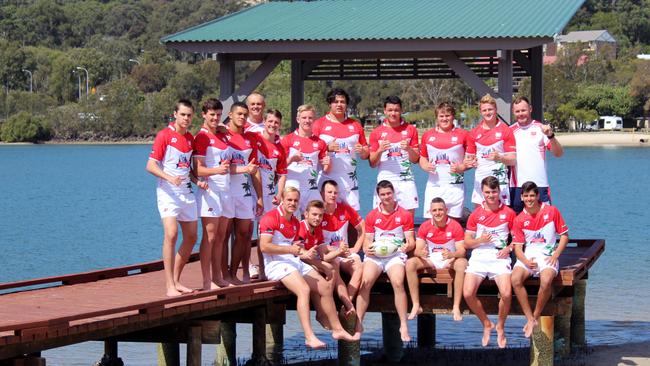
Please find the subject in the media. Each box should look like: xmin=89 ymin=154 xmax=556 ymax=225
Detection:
xmin=0 ymin=111 xmax=51 ymax=142
xmin=630 ymin=60 xmax=650 ymax=113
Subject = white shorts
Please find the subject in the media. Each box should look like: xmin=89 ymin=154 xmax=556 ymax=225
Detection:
xmin=265 ymin=256 xmax=314 ymax=281
xmin=226 ymin=195 xmax=255 ymax=220
xmin=298 ymin=190 xmax=323 ymax=217
xmin=157 ymin=188 xmax=197 ymax=222
xmin=423 ymin=184 xmax=465 ymax=218
xmin=466 ymin=250 xmax=511 ymax=280
xmin=513 ymin=249 xmax=559 ymax=277
xmin=364 ymin=253 xmax=406 ymax=273
xmin=427 ymin=252 xmax=453 ymax=270
xmin=196 ymin=189 xmax=233 ymax=218
xmin=471 ymin=179 xmax=510 ymax=205
xmin=336 ymin=252 xmax=361 ymax=265
xmin=373 ymin=180 xmax=419 ymax=210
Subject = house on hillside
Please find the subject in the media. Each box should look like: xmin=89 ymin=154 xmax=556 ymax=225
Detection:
xmin=544 ymin=30 xmax=617 ymax=64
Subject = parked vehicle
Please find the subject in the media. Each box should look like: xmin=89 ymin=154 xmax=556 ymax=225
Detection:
xmin=598 ymin=116 xmax=622 ymax=131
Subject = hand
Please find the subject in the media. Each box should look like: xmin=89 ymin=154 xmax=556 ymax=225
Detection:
xmin=544 ymin=255 xmax=559 ymax=268
xmin=464 ymin=155 xmax=477 ymax=168
xmin=255 ymin=198 xmax=264 ymax=217
xmin=339 ymin=242 xmax=350 ymax=256
xmin=167 ymin=175 xmax=182 ymax=186
xmin=450 ymin=162 xmax=464 ymax=174
xmin=272 ymin=194 xmax=281 ymax=206
xmin=422 ymin=159 xmax=436 ymax=173
xmin=401 ymin=241 xmax=414 ymax=254
xmin=416 ymin=247 xmax=429 ymax=258
xmin=486 ymin=150 xmax=501 ymax=162
xmin=300 ymin=247 xmax=317 ymax=261
xmin=321 ymin=155 xmax=330 ymax=166
xmin=215 ymin=160 xmax=230 ymax=174
xmin=441 ymin=249 xmax=454 ymax=260
xmin=526 ymin=257 xmax=539 ymax=271
xmin=496 ymin=247 xmax=510 ymax=259
xmin=319 ymin=261 xmax=334 ymax=280
xmin=246 ymin=158 xmax=259 ymax=174
xmin=349 ymin=246 xmax=360 ymax=255
xmin=378 ymin=140 xmax=391 ymax=152
xmin=399 ymin=139 xmax=409 ymax=150
xmin=477 ymin=232 xmax=493 ymax=244
xmin=541 ymin=124 xmax=554 ymax=137
xmin=365 ymin=245 xmax=376 ymax=257
xmin=354 ymin=143 xmax=365 ymax=154
xmin=289 ymin=152 xmax=303 ymax=164
xmin=328 ymin=140 xmax=340 ymax=153
xmin=197 ymin=180 xmax=209 ymax=191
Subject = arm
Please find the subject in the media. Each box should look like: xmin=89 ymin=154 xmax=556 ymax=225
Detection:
xmin=414 ymin=238 xmax=428 ymax=258
xmin=419 ymin=155 xmax=435 ymax=173
xmin=549 ymin=135 xmax=564 ymax=157
xmin=351 ymin=220 xmax=366 ymax=253
xmin=259 ymin=234 xmax=303 ymax=256
xmin=463 ymin=231 xmax=491 ymax=249
xmin=146 ymin=159 xmax=181 ymax=186
xmin=194 ymin=156 xmax=228 ymax=177
xmin=546 ymin=233 xmax=569 ymax=267
xmin=252 ymin=169 xmax=263 ymax=215
xmin=402 ymin=231 xmax=416 ymax=253
xmin=363 ymin=232 xmax=375 ymax=256
xmin=449 ymin=240 xmax=467 ymax=259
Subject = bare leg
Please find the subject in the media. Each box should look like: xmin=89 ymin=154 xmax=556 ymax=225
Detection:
xmin=304 ymin=270 xmax=360 ymax=342
xmin=161 ymin=217 xmax=181 ymax=297
xmin=280 ymin=271 xmax=326 ymax=349
xmin=333 ymin=260 xmax=355 ymax=316
xmin=210 ymin=217 xmax=231 ymax=287
xmin=221 ymin=219 xmax=233 ymax=282
xmin=512 ymin=266 xmax=535 ymax=337
xmin=463 ymin=273 xmax=494 ymax=346
xmin=341 ymin=254 xmax=363 ymax=300
xmin=405 ymin=257 xmax=433 ymax=320
xmin=530 ymin=269 xmax=556 ymax=335
xmin=230 ymin=218 xmax=252 ymax=284
xmin=387 ymin=264 xmax=410 ymax=342
xmin=452 ymin=258 xmax=468 ymax=321
xmin=173 ymin=220 xmax=198 ymax=293
xmin=355 ymin=261 xmax=382 ymax=334
xmin=200 ymin=218 xmax=218 ymax=290
xmin=493 ymin=273 xmax=512 ymax=348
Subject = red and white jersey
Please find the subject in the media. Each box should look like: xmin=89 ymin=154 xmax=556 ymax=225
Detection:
xmin=259 ymin=206 xmax=300 ymax=263
xmin=365 ymin=203 xmax=414 ymax=242
xmin=466 ymin=121 xmax=516 ymax=186
xmin=321 ymin=202 xmax=363 ymax=247
xmin=313 ymin=115 xmax=367 ymax=191
xmin=280 ymin=131 xmax=327 ymax=191
xmin=510 ymin=121 xmax=552 ymax=187
xmin=226 ymin=129 xmax=259 ymax=197
xmin=193 ymin=128 xmax=231 ymax=191
xmin=466 ymin=202 xmax=516 ymax=250
xmin=149 ymin=124 xmax=194 ymax=194
xmin=256 ymin=136 xmax=287 ymax=201
xmin=244 ymin=118 xmax=264 ymax=134
xmin=420 ymin=127 xmax=469 ymax=186
xmin=512 ymin=203 xmax=568 ymax=256
xmin=298 ymin=220 xmax=324 ymax=250
xmin=369 ymin=121 xmax=418 ymax=182
xmin=417 ymin=217 xmax=464 ymax=254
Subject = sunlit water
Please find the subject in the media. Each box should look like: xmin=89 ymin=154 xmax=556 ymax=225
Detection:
xmin=1 ymin=145 xmax=648 ymax=365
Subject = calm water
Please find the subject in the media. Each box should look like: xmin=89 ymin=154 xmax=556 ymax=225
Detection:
xmin=1 ymin=144 xmax=649 ymax=365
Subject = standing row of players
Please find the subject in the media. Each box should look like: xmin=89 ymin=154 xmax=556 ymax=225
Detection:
xmin=146 ymin=88 xmax=566 ymax=347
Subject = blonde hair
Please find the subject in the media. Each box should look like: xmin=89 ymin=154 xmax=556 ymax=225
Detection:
xmin=297 ymin=104 xmax=316 ymax=115
xmin=281 ymin=186 xmax=301 ymax=199
xmin=479 ymin=94 xmax=497 ymax=108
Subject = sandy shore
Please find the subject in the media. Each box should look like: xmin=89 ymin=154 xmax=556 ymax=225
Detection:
xmin=584 ymin=341 xmax=650 ymax=366
xmin=556 ymin=132 xmax=650 ymax=147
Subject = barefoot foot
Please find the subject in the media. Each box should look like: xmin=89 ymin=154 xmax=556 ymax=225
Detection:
xmin=202 ymin=282 xmax=220 ymax=291
xmin=524 ymin=318 xmax=538 ymax=338
xmin=175 ymin=283 xmax=195 ymax=294
xmin=332 ymin=328 xmax=358 ymax=342
xmin=482 ymin=322 xmax=495 ymax=347
xmin=399 ymin=325 xmax=411 ymax=342
xmin=305 ymin=336 xmax=326 ymax=349
xmin=407 ymin=305 xmax=423 ymax=320
xmin=166 ymin=288 xmax=183 ymax=297
xmin=496 ymin=325 xmax=507 ymax=348
xmin=452 ymin=307 xmax=463 ymax=321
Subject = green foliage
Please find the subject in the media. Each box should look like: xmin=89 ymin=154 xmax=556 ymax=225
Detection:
xmin=574 ymin=84 xmax=640 ymax=116
xmin=94 ymin=79 xmax=144 ymax=138
xmin=0 ymin=111 xmax=50 ymax=142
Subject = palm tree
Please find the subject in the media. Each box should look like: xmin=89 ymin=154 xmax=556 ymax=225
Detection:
xmin=399 ymin=160 xmax=413 ymax=181
xmin=267 ymin=172 xmax=276 ymax=195
xmin=491 ymin=162 xmax=508 ymax=185
xmin=348 ymin=158 xmax=359 ymax=190
xmin=242 ymin=181 xmax=252 ymax=197
xmin=308 ymin=169 xmax=318 ymax=190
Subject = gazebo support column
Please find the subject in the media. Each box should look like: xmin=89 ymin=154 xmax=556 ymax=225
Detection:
xmin=497 ymin=49 xmax=513 ymax=123
xmin=291 ymin=60 xmax=305 ymax=130
xmin=529 ymin=46 xmax=544 ymax=122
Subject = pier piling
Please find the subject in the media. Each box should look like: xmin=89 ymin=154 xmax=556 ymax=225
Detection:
xmin=381 ymin=313 xmax=404 ymax=362
xmin=416 ymin=313 xmax=436 ymax=348
xmin=157 ymin=343 xmax=180 ymax=366
xmin=338 ymin=313 xmax=360 ymax=366
xmin=571 ymin=279 xmax=586 ymax=346
xmin=187 ymin=325 xmax=202 ymax=366
xmin=530 ymin=315 xmax=554 ymax=366
xmin=216 ymin=321 xmax=237 ymax=366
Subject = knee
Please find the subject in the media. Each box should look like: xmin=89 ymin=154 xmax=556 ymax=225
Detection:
xmin=539 ymin=279 xmax=552 ymax=292
xmin=405 ymin=259 xmax=417 ymax=272
xmin=185 ymin=232 xmax=198 ymax=245
xmin=297 ymin=284 xmax=311 ymax=299
xmin=463 ymin=287 xmax=475 ymax=300
xmin=500 ymin=290 xmax=512 ymax=302
xmin=511 ymin=275 xmax=524 ymax=288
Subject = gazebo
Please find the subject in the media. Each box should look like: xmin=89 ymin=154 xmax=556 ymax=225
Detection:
xmin=161 ymin=0 xmax=584 ymax=124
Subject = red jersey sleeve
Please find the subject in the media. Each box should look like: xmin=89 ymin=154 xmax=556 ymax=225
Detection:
xmin=149 ymin=130 xmax=168 ymax=161
xmin=465 ymin=129 xmax=477 ymax=155
xmin=511 ymin=217 xmax=525 ymax=244
xmin=246 ymin=133 xmax=258 ymax=163
xmin=356 ymin=122 xmax=368 ymax=146
xmin=407 ymin=125 xmax=419 ymax=149
xmin=419 ymin=131 xmax=429 ymax=158
xmin=450 ymin=220 xmax=465 ymax=241
xmin=368 ymin=128 xmax=380 ymax=152
xmin=365 ymin=210 xmax=376 ymax=234
xmin=193 ymin=132 xmax=209 ymax=157
xmin=553 ymin=207 xmax=569 ymax=235
xmin=466 ymin=211 xmax=478 ymax=232
xmin=503 ymin=127 xmax=516 ymax=153
xmin=318 ymin=139 xmax=328 ymax=160
xmin=506 ymin=207 xmax=516 ymax=230
xmin=276 ymin=146 xmax=288 ymax=175
xmin=344 ymin=203 xmax=363 ymax=227
xmin=259 ymin=213 xmax=277 ymax=236
xmin=280 ymin=134 xmax=291 ymax=153
xmin=416 ymin=220 xmax=431 ymax=241
xmin=401 ymin=209 xmax=414 ymax=231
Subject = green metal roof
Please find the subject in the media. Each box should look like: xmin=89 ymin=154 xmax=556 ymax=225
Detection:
xmin=162 ymin=0 xmax=584 ymax=43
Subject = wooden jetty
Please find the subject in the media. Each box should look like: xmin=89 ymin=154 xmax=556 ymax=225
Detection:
xmin=0 ymin=239 xmax=604 ymax=366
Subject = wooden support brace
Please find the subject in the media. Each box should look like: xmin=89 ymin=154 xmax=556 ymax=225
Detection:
xmin=554 ymin=297 xmax=573 ymax=358
xmin=250 ymin=307 xmax=269 ymax=364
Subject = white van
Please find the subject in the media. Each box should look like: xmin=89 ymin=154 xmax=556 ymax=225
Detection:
xmin=598 ymin=116 xmax=623 ymax=131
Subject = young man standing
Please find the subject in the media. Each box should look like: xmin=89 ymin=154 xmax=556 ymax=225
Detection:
xmin=357 ymin=180 xmax=415 ymax=342
xmin=313 ymin=88 xmax=369 ymax=210
xmin=511 ymin=181 xmax=569 ymax=337
xmin=257 ymin=109 xmax=288 ymax=214
xmin=405 ymin=197 xmax=467 ymax=321
xmin=369 ymin=96 xmax=420 ymax=214
xmin=509 ymin=96 xmax=564 ymax=213
xmin=146 ymin=99 xmax=198 ymax=297
xmin=419 ymin=102 xmax=470 ymax=219
xmin=463 ymin=176 xmax=516 ymax=348
xmin=226 ymin=102 xmax=263 ymax=284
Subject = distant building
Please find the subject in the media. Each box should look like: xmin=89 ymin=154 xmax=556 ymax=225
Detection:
xmin=544 ymin=30 xmax=617 ymax=64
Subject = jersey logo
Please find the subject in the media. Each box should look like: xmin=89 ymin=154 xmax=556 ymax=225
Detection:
xmin=325 ymin=126 xmax=332 ymax=131
xmin=340 ymin=215 xmax=345 ymax=221
xmin=396 ymin=217 xmax=402 ymax=223
xmin=543 ymin=214 xmax=549 ymax=221
xmin=499 ymin=214 xmax=506 ymax=220
xmin=280 ymin=223 xmax=285 ymax=229
xmin=479 ymin=215 xmax=485 ymax=221
xmin=375 ymin=218 xmax=382 ymax=225
xmin=348 ymin=126 xmax=354 ymax=131
xmin=524 ymin=220 xmax=530 ymax=227
xmin=293 ymin=141 xmax=300 ymax=147
xmin=401 ymin=130 xmax=408 ymax=136
xmin=427 ymin=233 xmax=433 ymax=238
xmin=312 ymin=143 xmax=318 ymax=148
xmin=496 ymin=132 xmax=502 ymax=138
xmin=428 ymin=137 xmax=435 ymax=142
xmin=451 ymin=136 xmax=458 ymax=142
xmin=531 ymin=131 xmax=537 ymax=136
xmin=210 ymin=139 xmax=215 ymax=144
xmin=171 ymin=137 xmax=178 ymax=143
xmin=477 ymin=134 xmax=482 ymax=139
xmin=381 ymin=132 xmax=388 ymax=138
xmin=322 ymin=221 xmax=327 ymax=226
xmin=446 ymin=232 xmax=452 ymax=238
xmin=245 ymin=140 xmax=251 ymax=146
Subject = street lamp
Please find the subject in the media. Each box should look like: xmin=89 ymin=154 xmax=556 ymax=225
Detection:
xmin=22 ymin=69 xmax=33 ymax=93
xmin=128 ymin=58 xmax=140 ymax=65
xmin=73 ymin=69 xmax=81 ymax=100
xmin=76 ymin=67 xmax=89 ymax=99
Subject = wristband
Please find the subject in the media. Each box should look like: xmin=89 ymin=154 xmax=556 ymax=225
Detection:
xmin=548 ymin=133 xmax=555 ymax=139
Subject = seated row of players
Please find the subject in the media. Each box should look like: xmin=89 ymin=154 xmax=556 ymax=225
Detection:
xmin=260 ymin=177 xmax=568 ymax=349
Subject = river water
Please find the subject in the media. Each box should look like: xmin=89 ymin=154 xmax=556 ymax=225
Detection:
xmin=1 ymin=144 xmax=648 ymax=365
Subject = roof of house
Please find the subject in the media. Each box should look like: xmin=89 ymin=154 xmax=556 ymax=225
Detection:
xmin=161 ymin=0 xmax=585 ymax=44
xmin=557 ymin=30 xmax=616 ymax=43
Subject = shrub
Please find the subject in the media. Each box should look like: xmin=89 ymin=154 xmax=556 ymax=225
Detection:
xmin=0 ymin=111 xmax=51 ymax=142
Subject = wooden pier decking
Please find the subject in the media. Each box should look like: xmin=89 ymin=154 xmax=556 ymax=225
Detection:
xmin=0 ymin=239 xmax=604 ymax=365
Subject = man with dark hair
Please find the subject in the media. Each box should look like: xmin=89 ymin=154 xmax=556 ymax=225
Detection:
xmin=146 ymin=99 xmax=198 ymax=296
xmin=511 ymin=181 xmax=569 ymax=337
xmin=463 ymin=175 xmax=516 ymax=348
xmin=405 ymin=197 xmax=467 ymax=321
xmin=369 ymin=96 xmax=420 ymax=214
xmin=357 ymin=180 xmax=415 ymax=342
xmin=313 ymin=88 xmax=369 ymax=210
xmin=509 ymin=97 xmax=564 ymax=213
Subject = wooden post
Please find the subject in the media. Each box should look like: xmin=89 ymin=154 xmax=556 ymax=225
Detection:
xmin=554 ymin=297 xmax=573 ymax=358
xmin=571 ymin=279 xmax=587 ymax=346
xmin=338 ymin=314 xmax=360 ymax=366
xmin=9 ymin=355 xmax=46 ymax=366
xmin=157 ymin=343 xmax=180 ymax=366
xmin=250 ymin=307 xmax=269 ymax=364
xmin=416 ymin=314 xmax=435 ymax=348
xmin=530 ymin=315 xmax=554 ymax=366
xmin=216 ymin=322 xmax=237 ymax=366
xmin=529 ymin=45 xmax=544 ymax=122
xmin=266 ymin=323 xmax=284 ymax=364
xmin=187 ymin=325 xmax=202 ymax=366
xmin=290 ymin=60 xmax=305 ymax=131
xmin=381 ymin=312 xmax=403 ymax=363
xmin=95 ymin=339 xmax=123 ymax=366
